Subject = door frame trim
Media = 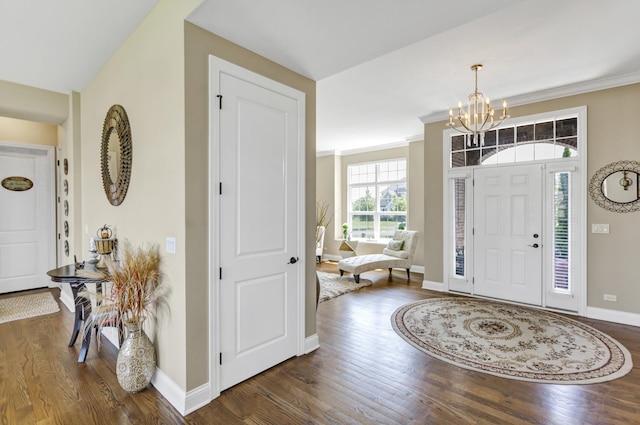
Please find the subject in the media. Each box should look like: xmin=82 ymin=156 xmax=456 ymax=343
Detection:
xmin=207 ymin=55 xmax=306 ymax=400
xmin=442 ymin=106 xmax=587 ymax=315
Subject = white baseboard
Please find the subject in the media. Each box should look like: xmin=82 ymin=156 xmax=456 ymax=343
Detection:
xmin=151 ymin=367 xmax=186 ymax=414
xmin=58 ymin=286 xmax=75 ymax=313
xmin=151 ymin=367 xmax=213 ymax=416
xmin=410 ymin=265 xmax=424 ymax=274
xmin=184 ymin=382 xmax=212 ymax=416
xmin=586 ymin=306 xmax=640 ymax=327
xmin=101 ymin=328 xmax=120 ymax=348
xmin=322 ymin=254 xmax=342 ymax=262
xmin=150 ymin=334 xmax=322 ymax=417
xmin=304 ymin=333 xmax=320 ymax=354
xmin=422 ymin=280 xmax=446 ymax=292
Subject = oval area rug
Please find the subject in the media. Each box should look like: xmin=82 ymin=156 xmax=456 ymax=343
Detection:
xmin=391 ymin=298 xmax=633 ymax=384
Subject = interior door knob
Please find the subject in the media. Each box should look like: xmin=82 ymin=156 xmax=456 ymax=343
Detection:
xmin=528 ymin=243 xmax=539 ymax=248
xmin=287 ymin=257 xmax=299 ymax=264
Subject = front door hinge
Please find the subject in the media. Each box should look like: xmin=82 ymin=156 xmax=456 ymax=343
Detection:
xmin=216 ymin=94 xmax=223 ymax=110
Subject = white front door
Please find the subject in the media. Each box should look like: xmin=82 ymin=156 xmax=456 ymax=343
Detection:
xmin=212 ymin=57 xmax=304 ymax=391
xmin=474 ymin=164 xmax=542 ymax=305
xmin=0 ymin=143 xmax=55 ymax=294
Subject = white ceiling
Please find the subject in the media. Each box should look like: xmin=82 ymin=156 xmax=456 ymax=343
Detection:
xmin=2 ymin=0 xmax=640 ymax=154
xmin=0 ymin=0 xmax=158 ymax=94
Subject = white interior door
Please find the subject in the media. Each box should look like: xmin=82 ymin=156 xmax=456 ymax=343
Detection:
xmin=474 ymin=164 xmax=542 ymax=305
xmin=0 ymin=143 xmax=55 ymax=294
xmin=213 ymin=58 xmax=304 ymax=391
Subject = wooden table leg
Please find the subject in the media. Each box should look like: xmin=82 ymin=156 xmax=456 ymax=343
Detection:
xmin=68 ymin=284 xmax=85 ymax=347
xmin=77 ymin=321 xmax=92 ymax=363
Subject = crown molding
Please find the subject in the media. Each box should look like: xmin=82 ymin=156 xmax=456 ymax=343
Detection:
xmin=316 ymin=139 xmax=410 ymax=157
xmin=419 ymin=70 xmax=640 ymax=124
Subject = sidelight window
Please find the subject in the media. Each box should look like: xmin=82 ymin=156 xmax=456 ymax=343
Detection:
xmin=553 ymin=171 xmax=571 ymax=291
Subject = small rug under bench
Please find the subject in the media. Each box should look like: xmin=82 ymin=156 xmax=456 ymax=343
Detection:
xmin=317 ymin=271 xmax=372 ymax=303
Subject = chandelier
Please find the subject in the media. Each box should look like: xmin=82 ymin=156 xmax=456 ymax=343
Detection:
xmin=446 ymin=64 xmax=509 ymax=146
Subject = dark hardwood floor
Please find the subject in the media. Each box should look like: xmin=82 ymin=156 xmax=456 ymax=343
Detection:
xmin=1 ymin=263 xmax=639 ymax=424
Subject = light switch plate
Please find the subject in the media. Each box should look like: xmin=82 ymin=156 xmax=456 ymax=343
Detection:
xmin=165 ymin=236 xmax=176 ymax=254
xmin=592 ymin=224 xmax=610 ymax=234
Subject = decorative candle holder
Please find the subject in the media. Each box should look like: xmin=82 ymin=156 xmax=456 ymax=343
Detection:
xmin=95 ymin=225 xmax=117 ymax=268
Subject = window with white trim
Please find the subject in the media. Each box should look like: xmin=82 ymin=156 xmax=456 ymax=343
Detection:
xmin=347 ymin=159 xmax=407 ymax=241
xmin=450 ymin=117 xmax=578 ymax=167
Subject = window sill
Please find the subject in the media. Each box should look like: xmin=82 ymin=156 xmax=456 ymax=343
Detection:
xmin=347 ymin=239 xmax=388 ymax=246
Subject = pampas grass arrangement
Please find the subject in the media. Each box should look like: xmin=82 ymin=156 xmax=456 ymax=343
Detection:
xmin=80 ymin=240 xmax=169 ymax=344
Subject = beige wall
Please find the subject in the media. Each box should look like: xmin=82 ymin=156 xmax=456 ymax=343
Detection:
xmin=81 ymin=0 xmax=201 ymax=391
xmin=423 ymin=82 xmax=640 ymax=314
xmin=0 ymin=117 xmax=58 ymax=145
xmin=184 ymin=22 xmax=316 ymax=389
xmin=317 ymin=142 xmax=425 ymax=268
xmin=316 ymin=154 xmax=338 ymax=254
xmin=0 ymin=79 xmax=68 ymax=124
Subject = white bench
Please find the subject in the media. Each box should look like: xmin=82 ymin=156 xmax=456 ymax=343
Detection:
xmin=338 ymin=230 xmax=419 ymax=283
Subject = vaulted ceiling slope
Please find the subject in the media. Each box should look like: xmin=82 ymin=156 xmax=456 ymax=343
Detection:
xmin=0 ymin=0 xmax=158 ymax=95
xmin=2 ymin=0 xmax=640 ymax=152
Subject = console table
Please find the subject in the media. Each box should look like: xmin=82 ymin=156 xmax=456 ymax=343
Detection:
xmin=47 ymin=264 xmax=104 ymax=363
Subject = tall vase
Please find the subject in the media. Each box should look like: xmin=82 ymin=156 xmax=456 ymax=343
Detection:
xmin=116 ymin=319 xmax=156 ymax=393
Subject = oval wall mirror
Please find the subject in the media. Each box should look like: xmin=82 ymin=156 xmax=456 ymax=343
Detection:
xmin=589 ymin=160 xmax=640 ymax=212
xmin=100 ymin=104 xmax=132 ymax=206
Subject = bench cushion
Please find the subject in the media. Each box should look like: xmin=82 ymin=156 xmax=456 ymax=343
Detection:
xmin=382 ymin=248 xmax=409 ymax=259
xmin=338 ymin=253 xmax=410 ymax=276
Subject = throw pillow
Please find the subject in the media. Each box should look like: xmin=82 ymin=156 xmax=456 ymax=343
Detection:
xmin=386 ymin=239 xmax=404 ymax=251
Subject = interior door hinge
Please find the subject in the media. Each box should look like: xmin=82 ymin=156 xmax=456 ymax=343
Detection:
xmin=216 ymin=94 xmax=223 ymax=110
xmin=219 ymin=267 xmax=222 ymax=280
xmin=219 ymin=352 xmax=222 ymax=365
xmin=219 ymin=182 xmax=222 ymax=195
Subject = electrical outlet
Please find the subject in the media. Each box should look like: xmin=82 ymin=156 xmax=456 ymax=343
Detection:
xmin=592 ymin=224 xmax=610 ymax=234
xmin=603 ymin=294 xmax=617 ymax=302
